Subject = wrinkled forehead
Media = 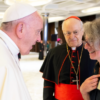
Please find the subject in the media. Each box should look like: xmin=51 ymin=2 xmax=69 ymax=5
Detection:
xmin=63 ymin=18 xmax=82 ymax=30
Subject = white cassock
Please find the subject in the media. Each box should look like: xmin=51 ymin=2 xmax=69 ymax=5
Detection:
xmin=0 ymin=30 xmax=32 ymax=100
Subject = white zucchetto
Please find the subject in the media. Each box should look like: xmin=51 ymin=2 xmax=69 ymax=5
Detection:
xmin=2 ymin=2 xmax=37 ymax=22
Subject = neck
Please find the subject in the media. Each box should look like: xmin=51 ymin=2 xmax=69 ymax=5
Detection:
xmin=77 ymin=42 xmax=83 ymax=47
xmin=98 ymin=61 xmax=100 ymax=65
xmin=71 ymin=42 xmax=83 ymax=50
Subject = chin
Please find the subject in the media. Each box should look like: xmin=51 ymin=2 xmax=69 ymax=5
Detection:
xmin=69 ymin=44 xmax=77 ymax=47
xmin=22 ymin=51 xmax=30 ymax=55
xmin=90 ymin=56 xmax=96 ymax=60
xmin=26 ymin=51 xmax=30 ymax=55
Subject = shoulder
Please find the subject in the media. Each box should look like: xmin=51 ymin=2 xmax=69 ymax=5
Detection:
xmin=50 ymin=44 xmax=66 ymax=54
xmin=83 ymin=47 xmax=90 ymax=55
xmin=45 ymin=44 xmax=67 ymax=60
xmin=0 ymin=40 xmax=13 ymax=65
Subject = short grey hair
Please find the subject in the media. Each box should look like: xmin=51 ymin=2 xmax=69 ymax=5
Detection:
xmin=1 ymin=18 xmax=25 ymax=32
xmin=1 ymin=21 xmax=14 ymax=31
xmin=84 ymin=18 xmax=100 ymax=49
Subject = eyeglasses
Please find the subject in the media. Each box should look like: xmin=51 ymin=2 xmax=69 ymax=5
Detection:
xmin=83 ymin=40 xmax=93 ymax=47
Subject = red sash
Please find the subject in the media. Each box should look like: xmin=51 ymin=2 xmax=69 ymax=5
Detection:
xmin=55 ymin=83 xmax=83 ymax=100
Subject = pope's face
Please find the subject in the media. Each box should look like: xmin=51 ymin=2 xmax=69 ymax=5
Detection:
xmin=62 ymin=19 xmax=83 ymax=47
xmin=21 ymin=12 xmax=43 ymax=55
xmin=84 ymin=35 xmax=100 ymax=61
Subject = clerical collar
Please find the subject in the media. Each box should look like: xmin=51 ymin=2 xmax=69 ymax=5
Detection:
xmin=0 ymin=30 xmax=19 ymax=59
xmin=71 ymin=47 xmax=76 ymax=51
xmin=68 ymin=44 xmax=83 ymax=51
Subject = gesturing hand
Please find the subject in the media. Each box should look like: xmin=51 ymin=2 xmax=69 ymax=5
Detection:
xmin=80 ymin=74 xmax=100 ymax=94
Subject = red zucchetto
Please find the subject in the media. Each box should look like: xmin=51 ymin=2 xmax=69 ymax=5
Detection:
xmin=65 ymin=16 xmax=81 ymax=21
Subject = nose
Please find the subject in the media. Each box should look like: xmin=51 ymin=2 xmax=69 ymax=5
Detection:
xmin=70 ymin=33 xmax=74 ymax=39
xmin=84 ymin=43 xmax=89 ymax=50
xmin=37 ymin=33 xmax=41 ymax=42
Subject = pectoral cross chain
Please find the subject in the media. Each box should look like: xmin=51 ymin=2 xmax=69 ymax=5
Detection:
xmin=72 ymin=75 xmax=79 ymax=89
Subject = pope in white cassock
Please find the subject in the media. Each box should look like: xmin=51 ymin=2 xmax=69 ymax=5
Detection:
xmin=0 ymin=2 xmax=43 ymax=100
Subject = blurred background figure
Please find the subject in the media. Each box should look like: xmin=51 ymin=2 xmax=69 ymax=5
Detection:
xmin=46 ymin=41 xmax=51 ymax=53
xmin=57 ymin=38 xmax=63 ymax=46
xmin=39 ymin=40 xmax=44 ymax=60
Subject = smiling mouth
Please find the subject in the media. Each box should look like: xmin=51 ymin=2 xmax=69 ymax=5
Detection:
xmin=70 ymin=41 xmax=75 ymax=43
xmin=70 ymin=39 xmax=76 ymax=41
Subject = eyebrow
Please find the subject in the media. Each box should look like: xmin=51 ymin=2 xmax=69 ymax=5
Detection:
xmin=65 ymin=30 xmax=79 ymax=33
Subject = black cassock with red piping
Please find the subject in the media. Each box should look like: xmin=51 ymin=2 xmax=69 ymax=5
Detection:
xmin=40 ymin=43 xmax=96 ymax=100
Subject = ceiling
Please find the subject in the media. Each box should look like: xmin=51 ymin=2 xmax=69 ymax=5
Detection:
xmin=0 ymin=0 xmax=100 ymax=23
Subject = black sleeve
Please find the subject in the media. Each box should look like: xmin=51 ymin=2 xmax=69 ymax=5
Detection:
xmin=43 ymin=80 xmax=55 ymax=100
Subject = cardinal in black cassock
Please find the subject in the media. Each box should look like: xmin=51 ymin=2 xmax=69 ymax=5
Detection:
xmin=40 ymin=16 xmax=97 ymax=100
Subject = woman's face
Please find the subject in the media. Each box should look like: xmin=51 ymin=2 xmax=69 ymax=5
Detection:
xmin=84 ymin=35 xmax=100 ymax=61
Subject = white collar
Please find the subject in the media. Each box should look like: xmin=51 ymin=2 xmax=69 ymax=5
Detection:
xmin=0 ymin=30 xmax=19 ymax=59
xmin=71 ymin=47 xmax=76 ymax=50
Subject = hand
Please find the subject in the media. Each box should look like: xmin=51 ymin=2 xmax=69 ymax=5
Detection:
xmin=80 ymin=74 xmax=100 ymax=94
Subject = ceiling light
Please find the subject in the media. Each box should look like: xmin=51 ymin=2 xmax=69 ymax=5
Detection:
xmin=29 ymin=0 xmax=52 ymax=6
xmin=82 ymin=7 xmax=100 ymax=13
xmin=4 ymin=0 xmax=52 ymax=6
xmin=48 ymin=16 xmax=65 ymax=23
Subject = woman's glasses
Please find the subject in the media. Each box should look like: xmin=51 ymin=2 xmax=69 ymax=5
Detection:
xmin=83 ymin=40 xmax=93 ymax=47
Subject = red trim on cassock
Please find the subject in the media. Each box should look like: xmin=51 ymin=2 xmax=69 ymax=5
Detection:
xmin=70 ymin=50 xmax=81 ymax=86
xmin=41 ymin=51 xmax=69 ymax=85
xmin=70 ymin=51 xmax=73 ymax=83
xmin=72 ymin=61 xmax=75 ymax=63
xmin=42 ymin=77 xmax=56 ymax=84
xmin=55 ymin=83 xmax=84 ymax=100
xmin=77 ymin=51 xmax=81 ymax=86
xmin=58 ymin=51 xmax=69 ymax=84
xmin=72 ymin=56 xmax=76 ymax=58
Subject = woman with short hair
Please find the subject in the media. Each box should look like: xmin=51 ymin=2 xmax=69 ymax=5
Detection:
xmin=80 ymin=18 xmax=100 ymax=100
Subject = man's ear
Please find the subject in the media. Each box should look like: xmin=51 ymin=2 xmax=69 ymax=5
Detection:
xmin=15 ymin=22 xmax=25 ymax=39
